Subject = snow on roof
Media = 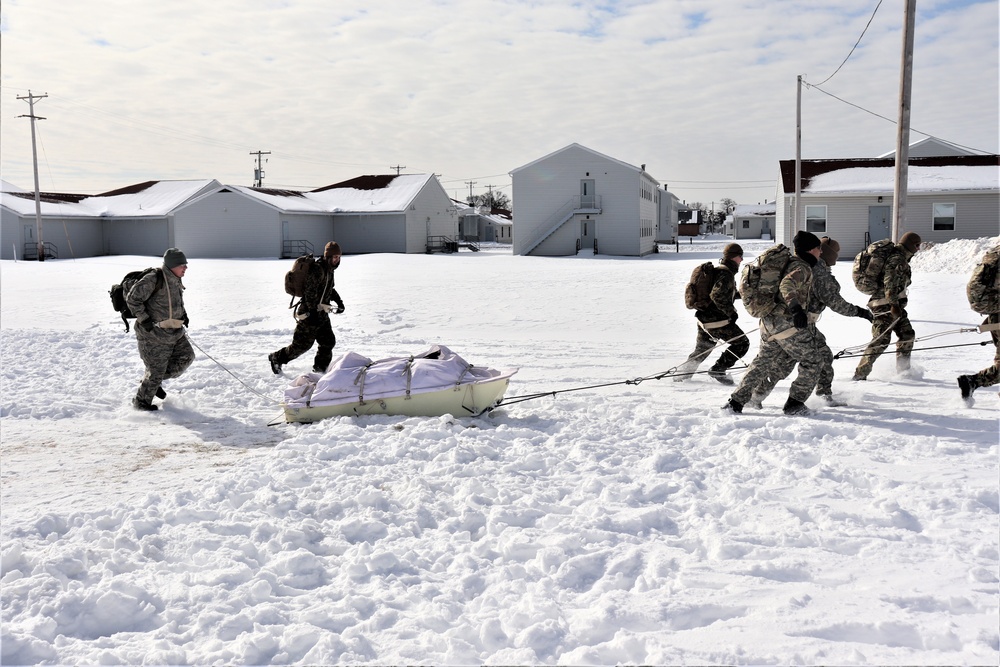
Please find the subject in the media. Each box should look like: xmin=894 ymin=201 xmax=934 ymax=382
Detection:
xmin=1 ymin=180 xmax=220 ymax=217
xmin=732 ymin=202 xmax=775 ymax=216
xmin=85 ymin=180 xmax=220 ymax=216
xmin=805 ymin=164 xmax=999 ymax=194
xmin=307 ymin=174 xmax=434 ymax=213
xmin=224 ymin=185 xmax=330 ymax=214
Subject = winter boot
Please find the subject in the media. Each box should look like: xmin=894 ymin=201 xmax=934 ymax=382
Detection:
xmin=132 ymin=397 xmax=159 ymax=412
xmin=722 ymin=397 xmax=743 ymax=413
xmin=268 ymin=353 xmax=282 ymax=375
xmin=957 ymin=375 xmax=976 ymax=406
xmin=312 ymin=364 xmax=327 ymax=373
xmin=672 ymin=361 xmax=698 ymax=382
xmin=782 ymin=397 xmax=810 ymax=416
xmin=708 ymin=368 xmax=735 ymax=386
xmin=896 ymin=355 xmax=911 ymax=373
xmin=155 ymin=386 xmax=167 ymax=400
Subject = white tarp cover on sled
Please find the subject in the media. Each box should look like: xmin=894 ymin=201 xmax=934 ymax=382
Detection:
xmin=283 ymin=344 xmax=515 ymax=409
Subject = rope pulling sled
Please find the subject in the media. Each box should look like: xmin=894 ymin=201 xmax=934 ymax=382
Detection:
xmin=179 ymin=320 xmax=993 ymax=423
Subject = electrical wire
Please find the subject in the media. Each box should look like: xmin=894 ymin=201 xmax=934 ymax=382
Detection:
xmin=812 ymin=0 xmax=884 ymax=87
xmin=804 ymin=84 xmax=992 ymax=155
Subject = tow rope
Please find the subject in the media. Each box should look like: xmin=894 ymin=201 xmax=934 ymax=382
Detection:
xmin=833 ymin=323 xmax=991 ymax=360
xmin=498 ymin=328 xmax=757 ymax=407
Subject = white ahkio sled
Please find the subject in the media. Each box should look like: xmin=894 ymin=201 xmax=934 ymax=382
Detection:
xmin=281 ymin=345 xmax=517 ymax=423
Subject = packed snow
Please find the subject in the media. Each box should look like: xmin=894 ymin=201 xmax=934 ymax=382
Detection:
xmin=1 ymin=235 xmax=997 ymax=665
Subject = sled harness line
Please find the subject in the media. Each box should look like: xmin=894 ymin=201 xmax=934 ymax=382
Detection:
xmin=186 ymin=334 xmax=283 ymax=404
xmin=833 ymin=324 xmax=991 ymax=360
xmin=498 ymin=328 xmax=757 ymax=407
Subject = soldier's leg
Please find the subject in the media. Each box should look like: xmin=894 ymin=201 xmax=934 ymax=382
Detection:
xmin=779 ymin=329 xmax=826 ymax=403
xmin=854 ymin=313 xmax=894 ymax=380
xmin=163 ymin=335 xmax=195 ymax=380
xmin=893 ymin=314 xmax=916 ymax=372
xmin=748 ymin=353 xmax=796 ymax=407
xmin=971 ymin=322 xmax=1000 ymax=389
xmin=273 ymin=319 xmax=319 ymax=365
xmin=135 ymin=333 xmax=171 ymax=406
xmin=312 ymin=316 xmax=337 ymax=372
xmin=675 ymin=326 xmax=715 ymax=380
xmin=731 ymin=338 xmax=787 ymax=405
xmin=811 ymin=329 xmax=836 ymax=397
xmin=711 ymin=323 xmax=750 ymax=372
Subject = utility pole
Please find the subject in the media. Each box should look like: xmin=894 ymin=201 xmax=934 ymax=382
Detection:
xmin=465 ymin=180 xmax=477 ymax=204
xmin=17 ymin=91 xmax=47 ymax=261
xmin=794 ymin=75 xmax=803 ymax=235
xmin=484 ymin=184 xmax=497 ymax=208
xmin=250 ymin=150 xmax=270 ymax=187
xmin=891 ymin=0 xmax=916 ymax=243
xmin=390 ymin=165 xmax=406 ymax=175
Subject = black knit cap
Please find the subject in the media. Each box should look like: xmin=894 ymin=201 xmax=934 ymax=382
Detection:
xmin=163 ymin=247 xmax=187 ymax=268
xmin=723 ymin=243 xmax=744 ymax=261
xmin=793 ymin=231 xmax=821 ymax=254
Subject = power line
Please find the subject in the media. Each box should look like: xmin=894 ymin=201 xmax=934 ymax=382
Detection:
xmin=812 ymin=0 xmax=884 ymax=87
xmin=805 ymin=83 xmax=992 ymax=155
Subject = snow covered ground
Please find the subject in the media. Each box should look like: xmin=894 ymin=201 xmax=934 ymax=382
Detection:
xmin=1 ymin=235 xmax=997 ymax=665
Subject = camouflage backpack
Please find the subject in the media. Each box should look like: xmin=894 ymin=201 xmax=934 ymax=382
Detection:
xmin=852 ymin=239 xmax=899 ymax=295
xmin=684 ymin=262 xmax=716 ymax=310
xmin=109 ymin=267 xmax=164 ymax=332
xmin=967 ymin=246 xmax=1000 ymax=315
xmin=739 ymin=244 xmax=792 ymax=318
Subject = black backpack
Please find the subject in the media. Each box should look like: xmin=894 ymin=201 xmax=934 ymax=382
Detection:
xmin=110 ymin=268 xmax=164 ymax=332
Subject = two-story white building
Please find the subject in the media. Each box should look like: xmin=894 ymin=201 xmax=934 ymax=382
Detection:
xmin=510 ymin=144 xmax=663 ymax=256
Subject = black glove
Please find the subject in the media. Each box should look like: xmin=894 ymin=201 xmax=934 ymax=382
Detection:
xmin=855 ymin=306 xmax=873 ymax=322
xmin=790 ymin=304 xmax=808 ymax=329
xmin=183 ymin=314 xmax=190 ymax=328
xmin=890 ymin=304 xmax=904 ymax=320
xmin=335 ymin=303 xmax=345 ymax=314
xmin=139 ymin=318 xmax=154 ymax=332
xmin=729 ymin=313 xmax=738 ymax=325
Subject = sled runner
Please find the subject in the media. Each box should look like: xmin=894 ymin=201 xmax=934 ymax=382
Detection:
xmin=282 ymin=345 xmax=517 ymax=423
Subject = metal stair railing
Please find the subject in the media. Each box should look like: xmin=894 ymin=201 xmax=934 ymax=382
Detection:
xmin=519 ymin=195 xmax=601 ymax=256
xmin=282 ymin=239 xmax=314 ymax=259
xmin=23 ymin=241 xmax=58 ymax=260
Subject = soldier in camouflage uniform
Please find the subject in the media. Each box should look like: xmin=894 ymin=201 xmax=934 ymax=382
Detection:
xmin=853 ymin=232 xmax=921 ymax=380
xmin=674 ymin=243 xmax=749 ymax=385
xmin=724 ymin=231 xmax=826 ymax=415
xmin=958 ymin=244 xmax=1000 ymax=405
xmin=269 ymin=241 xmax=346 ymax=375
xmin=126 ymin=247 xmax=194 ymax=411
xmin=747 ymin=237 xmax=873 ymax=408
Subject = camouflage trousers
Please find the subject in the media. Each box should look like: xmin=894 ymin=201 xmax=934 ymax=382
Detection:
xmin=854 ymin=308 xmax=915 ymax=379
xmin=748 ymin=326 xmax=836 ymax=402
xmin=732 ymin=325 xmax=825 ymax=404
xmin=969 ymin=313 xmax=999 ymax=389
xmin=272 ymin=312 xmax=336 ymax=372
xmin=135 ymin=327 xmax=195 ymax=404
xmin=676 ymin=321 xmax=749 ymax=378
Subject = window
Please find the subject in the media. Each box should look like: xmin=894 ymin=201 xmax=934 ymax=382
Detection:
xmin=742 ymin=220 xmax=750 ymax=229
xmin=933 ymin=202 xmax=955 ymax=230
xmin=805 ymin=205 xmax=827 ymax=233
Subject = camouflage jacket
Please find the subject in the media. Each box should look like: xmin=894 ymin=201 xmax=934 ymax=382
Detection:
xmin=809 ymin=259 xmax=859 ymax=318
xmin=762 ymin=254 xmax=813 ymax=332
xmin=870 ymin=244 xmax=912 ymax=307
xmin=700 ymin=260 xmax=739 ymax=321
xmin=126 ymin=265 xmax=186 ymax=340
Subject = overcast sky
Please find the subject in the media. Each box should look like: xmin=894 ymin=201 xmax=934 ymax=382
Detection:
xmin=1 ymin=0 xmax=997 ymax=208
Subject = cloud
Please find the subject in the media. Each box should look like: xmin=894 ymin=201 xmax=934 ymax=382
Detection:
xmin=1 ymin=0 xmax=996 ymax=206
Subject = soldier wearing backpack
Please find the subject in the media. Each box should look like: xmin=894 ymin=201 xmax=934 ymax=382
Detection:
xmin=674 ymin=243 xmax=748 ymax=384
xmin=268 ymin=242 xmax=346 ymax=375
xmin=126 ymin=247 xmax=194 ymax=411
xmin=957 ymin=244 xmax=1000 ymax=405
xmin=746 ymin=237 xmax=873 ymax=408
xmin=852 ymin=232 xmax=921 ymax=381
xmin=724 ymin=231 xmax=826 ymax=415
